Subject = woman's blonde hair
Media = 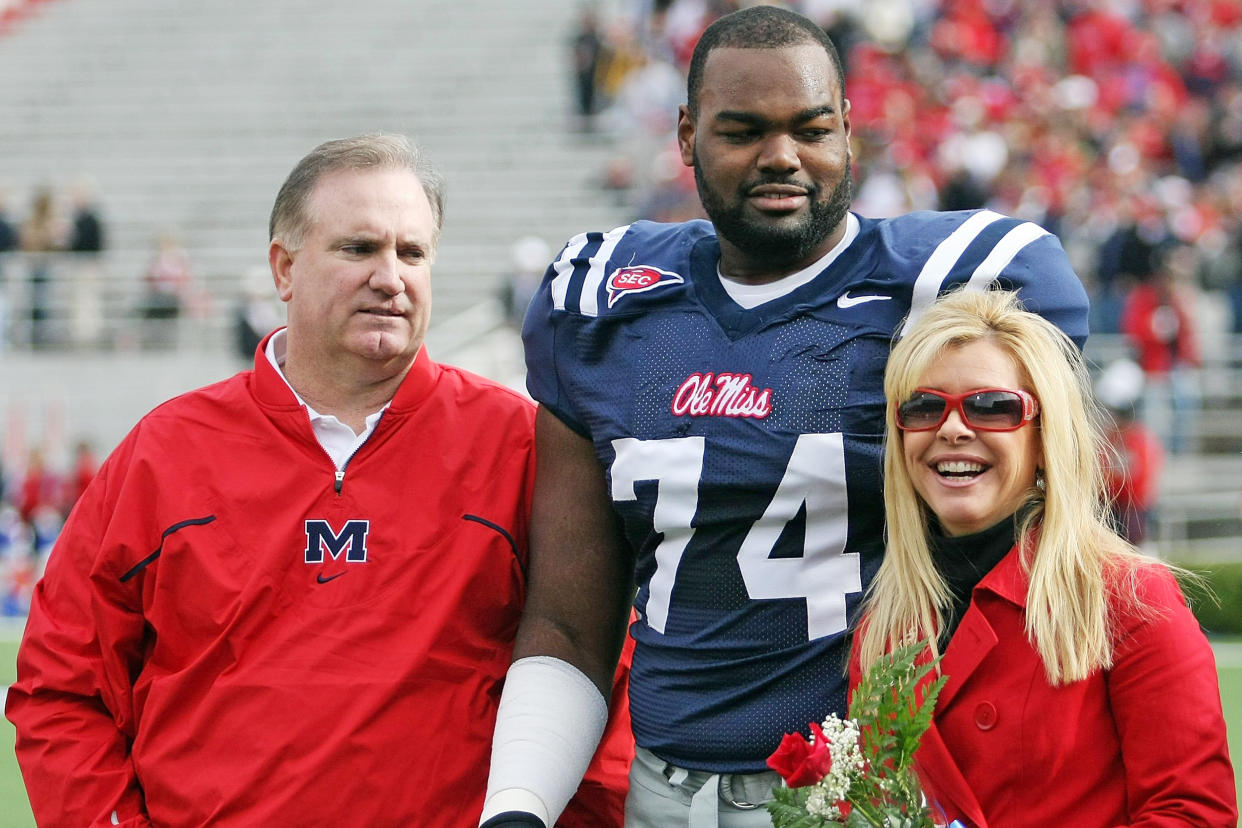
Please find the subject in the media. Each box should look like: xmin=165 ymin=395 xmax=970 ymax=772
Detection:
xmin=858 ymin=287 xmax=1146 ymax=685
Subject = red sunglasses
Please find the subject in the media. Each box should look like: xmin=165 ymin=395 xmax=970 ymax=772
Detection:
xmin=895 ymin=388 xmax=1040 ymax=432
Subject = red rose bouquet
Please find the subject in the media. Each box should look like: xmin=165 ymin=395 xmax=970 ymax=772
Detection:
xmin=766 ymin=641 xmax=948 ymax=827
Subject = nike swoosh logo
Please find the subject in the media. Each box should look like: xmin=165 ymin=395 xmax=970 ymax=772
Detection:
xmin=836 ymin=291 xmax=892 ymax=309
xmin=316 ymin=572 xmax=346 ymax=584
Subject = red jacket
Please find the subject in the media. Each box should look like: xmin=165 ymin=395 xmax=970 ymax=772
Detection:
xmin=853 ymin=547 xmax=1235 ymax=827
xmin=6 ymin=338 xmax=631 ymax=827
xmin=1120 ymin=282 xmax=1201 ymax=375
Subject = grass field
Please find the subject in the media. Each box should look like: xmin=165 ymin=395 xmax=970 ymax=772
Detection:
xmin=0 ymin=637 xmax=1239 ymax=826
xmin=1 ymin=635 xmax=35 ymax=828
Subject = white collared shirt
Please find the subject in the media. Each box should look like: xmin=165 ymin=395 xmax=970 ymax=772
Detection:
xmin=265 ymin=330 xmax=387 ymax=471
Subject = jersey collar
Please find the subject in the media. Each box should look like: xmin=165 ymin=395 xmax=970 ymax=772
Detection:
xmin=691 ymin=213 xmax=866 ymax=338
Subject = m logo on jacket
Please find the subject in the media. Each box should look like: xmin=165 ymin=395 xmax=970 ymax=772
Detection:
xmin=304 ymin=520 xmax=370 ymax=563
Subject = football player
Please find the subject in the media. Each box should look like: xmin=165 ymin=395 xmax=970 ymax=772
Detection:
xmin=479 ymin=7 xmax=1089 ymax=827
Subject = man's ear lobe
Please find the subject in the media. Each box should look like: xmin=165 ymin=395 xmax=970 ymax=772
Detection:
xmin=269 ymin=241 xmax=294 ymax=302
xmin=676 ymin=105 xmax=696 ymax=168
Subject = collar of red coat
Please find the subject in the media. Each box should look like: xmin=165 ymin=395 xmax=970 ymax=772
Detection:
xmin=250 ymin=327 xmax=440 ymax=416
xmin=969 ymin=539 xmax=1029 ymax=608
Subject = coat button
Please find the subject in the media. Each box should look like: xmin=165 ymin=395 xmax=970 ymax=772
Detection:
xmin=974 ymin=702 xmax=998 ymax=730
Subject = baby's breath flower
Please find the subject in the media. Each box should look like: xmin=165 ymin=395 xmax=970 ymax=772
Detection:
xmin=805 ymin=786 xmax=839 ymax=820
xmin=766 ymin=641 xmax=948 ymax=827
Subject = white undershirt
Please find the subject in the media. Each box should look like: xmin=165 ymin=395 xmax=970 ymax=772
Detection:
xmin=717 ymin=212 xmax=860 ymax=309
xmin=265 ymin=330 xmax=387 ymax=471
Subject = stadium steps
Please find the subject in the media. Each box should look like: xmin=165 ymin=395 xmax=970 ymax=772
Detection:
xmin=0 ymin=0 xmax=633 ymax=452
xmin=0 ymin=0 xmax=631 ymax=328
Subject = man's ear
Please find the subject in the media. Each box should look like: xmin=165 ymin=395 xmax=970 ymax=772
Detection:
xmin=269 ymin=240 xmax=295 ymax=302
xmin=676 ymin=104 xmax=696 ymax=168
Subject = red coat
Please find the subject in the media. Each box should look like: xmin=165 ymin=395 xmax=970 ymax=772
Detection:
xmin=853 ymin=548 xmax=1236 ymax=827
xmin=6 ymin=338 xmax=631 ymax=828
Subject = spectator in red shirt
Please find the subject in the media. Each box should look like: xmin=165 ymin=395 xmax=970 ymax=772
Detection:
xmin=1121 ymin=243 xmax=1202 ymax=453
xmin=17 ymin=450 xmax=60 ymax=527
xmin=66 ymin=440 xmax=98 ymax=510
xmin=1096 ymin=358 xmax=1164 ymax=545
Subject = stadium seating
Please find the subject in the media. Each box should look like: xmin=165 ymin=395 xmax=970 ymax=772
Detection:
xmin=0 ymin=0 xmax=631 ymax=445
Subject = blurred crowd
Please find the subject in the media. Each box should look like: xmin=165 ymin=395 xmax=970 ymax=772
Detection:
xmin=0 ymin=181 xmax=221 ymax=352
xmin=0 ymin=180 xmax=107 ymax=349
xmin=0 ymin=437 xmax=96 ymax=616
xmin=563 ymin=0 xmax=1242 ymax=463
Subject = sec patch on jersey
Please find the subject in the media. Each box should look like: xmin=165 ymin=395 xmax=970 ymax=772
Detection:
xmin=606 ymin=264 xmax=684 ymax=307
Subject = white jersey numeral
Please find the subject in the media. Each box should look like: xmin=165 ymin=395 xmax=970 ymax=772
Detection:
xmin=736 ymin=433 xmax=859 ymax=639
xmin=610 ymin=433 xmax=860 ymax=641
xmin=611 ymin=436 xmax=705 ymax=635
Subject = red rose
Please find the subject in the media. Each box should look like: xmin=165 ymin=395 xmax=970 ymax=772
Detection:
xmin=766 ymin=722 xmax=833 ymax=787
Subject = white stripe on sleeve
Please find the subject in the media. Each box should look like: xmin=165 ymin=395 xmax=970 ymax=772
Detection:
xmin=964 ymin=220 xmax=1050 ymax=291
xmin=902 ymin=210 xmax=1004 ymax=337
xmin=578 ymin=224 xmax=632 ymax=317
xmin=550 ymin=232 xmax=592 ymax=312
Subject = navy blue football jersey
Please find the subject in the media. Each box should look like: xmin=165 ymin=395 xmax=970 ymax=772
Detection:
xmin=522 ymin=210 xmax=1089 ymax=772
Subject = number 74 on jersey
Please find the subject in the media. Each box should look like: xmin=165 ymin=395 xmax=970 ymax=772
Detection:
xmin=611 ymin=433 xmax=863 ymax=642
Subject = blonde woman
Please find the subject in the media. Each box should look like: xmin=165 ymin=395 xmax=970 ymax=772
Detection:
xmin=852 ymin=288 xmax=1236 ymax=826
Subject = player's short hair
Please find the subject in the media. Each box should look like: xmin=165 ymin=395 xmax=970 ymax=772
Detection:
xmin=685 ymin=5 xmax=845 ymax=117
xmin=269 ymin=133 xmax=446 ymax=252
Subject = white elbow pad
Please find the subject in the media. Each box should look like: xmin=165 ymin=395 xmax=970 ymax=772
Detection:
xmin=479 ymin=656 xmax=609 ymax=826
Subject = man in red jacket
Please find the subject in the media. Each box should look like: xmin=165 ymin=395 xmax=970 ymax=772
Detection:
xmin=5 ymin=134 xmax=631 ymax=828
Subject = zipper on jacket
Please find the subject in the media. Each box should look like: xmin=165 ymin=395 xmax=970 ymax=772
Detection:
xmin=332 ymin=411 xmax=385 ymax=495
xmin=334 ymin=443 xmax=362 ymax=494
